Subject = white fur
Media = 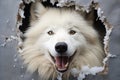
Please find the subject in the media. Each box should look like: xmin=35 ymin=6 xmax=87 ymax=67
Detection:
xmin=21 ymin=2 xmax=105 ymax=80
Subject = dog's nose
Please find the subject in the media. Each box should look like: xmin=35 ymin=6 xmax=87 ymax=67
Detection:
xmin=55 ymin=42 xmax=67 ymax=53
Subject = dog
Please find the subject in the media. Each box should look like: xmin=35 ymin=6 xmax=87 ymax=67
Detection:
xmin=21 ymin=1 xmax=105 ymax=80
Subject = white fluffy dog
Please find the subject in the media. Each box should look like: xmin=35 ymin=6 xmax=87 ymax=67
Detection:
xmin=21 ymin=1 xmax=105 ymax=80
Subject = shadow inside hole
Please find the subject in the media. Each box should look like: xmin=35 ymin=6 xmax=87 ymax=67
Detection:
xmin=19 ymin=2 xmax=32 ymax=34
xmin=93 ymin=10 xmax=106 ymax=44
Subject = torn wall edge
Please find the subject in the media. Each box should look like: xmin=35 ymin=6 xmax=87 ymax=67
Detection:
xmin=16 ymin=0 xmax=113 ymax=80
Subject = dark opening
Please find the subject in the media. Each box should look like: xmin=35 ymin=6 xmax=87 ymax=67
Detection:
xmin=42 ymin=0 xmax=58 ymax=7
xmin=19 ymin=2 xmax=32 ymax=33
xmin=93 ymin=9 xmax=106 ymax=43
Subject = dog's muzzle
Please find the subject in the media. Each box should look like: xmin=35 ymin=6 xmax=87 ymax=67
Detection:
xmin=54 ymin=42 xmax=68 ymax=72
xmin=49 ymin=42 xmax=76 ymax=73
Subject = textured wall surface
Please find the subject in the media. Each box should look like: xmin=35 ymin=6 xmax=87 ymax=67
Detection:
xmin=0 ymin=0 xmax=120 ymax=80
xmin=0 ymin=0 xmax=20 ymax=80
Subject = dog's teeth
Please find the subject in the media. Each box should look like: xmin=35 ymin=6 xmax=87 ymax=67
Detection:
xmin=65 ymin=62 xmax=68 ymax=68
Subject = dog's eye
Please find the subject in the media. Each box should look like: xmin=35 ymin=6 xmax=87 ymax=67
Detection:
xmin=69 ymin=30 xmax=76 ymax=35
xmin=47 ymin=30 xmax=54 ymax=35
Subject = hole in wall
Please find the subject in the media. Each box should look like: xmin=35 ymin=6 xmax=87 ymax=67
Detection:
xmin=17 ymin=0 xmax=112 ymax=80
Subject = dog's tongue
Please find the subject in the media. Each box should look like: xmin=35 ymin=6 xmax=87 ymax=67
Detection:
xmin=55 ymin=56 xmax=68 ymax=69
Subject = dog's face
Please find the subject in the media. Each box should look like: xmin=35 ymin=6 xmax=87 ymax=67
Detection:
xmin=40 ymin=25 xmax=87 ymax=72
xmin=32 ymin=8 xmax=89 ymax=73
xmin=26 ymin=2 xmax=100 ymax=74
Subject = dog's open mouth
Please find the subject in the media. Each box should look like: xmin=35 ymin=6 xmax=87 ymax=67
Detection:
xmin=55 ymin=56 xmax=69 ymax=72
xmin=49 ymin=51 xmax=76 ymax=73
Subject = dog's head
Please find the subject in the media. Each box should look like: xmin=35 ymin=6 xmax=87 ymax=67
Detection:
xmin=42 ymin=25 xmax=87 ymax=72
xmin=26 ymin=2 xmax=100 ymax=73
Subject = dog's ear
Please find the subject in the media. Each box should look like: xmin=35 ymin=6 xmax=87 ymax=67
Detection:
xmin=85 ymin=10 xmax=95 ymax=25
xmin=79 ymin=9 xmax=95 ymax=25
xmin=30 ymin=2 xmax=47 ymax=21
